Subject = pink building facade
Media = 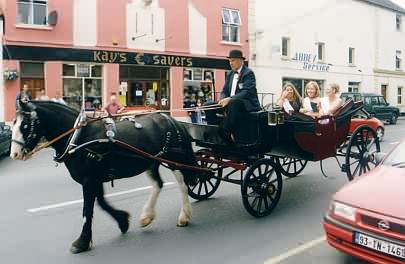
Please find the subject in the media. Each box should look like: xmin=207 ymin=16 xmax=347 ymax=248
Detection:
xmin=1 ymin=0 xmax=249 ymax=121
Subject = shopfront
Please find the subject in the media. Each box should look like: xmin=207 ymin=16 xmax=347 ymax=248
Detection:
xmin=3 ymin=45 xmax=230 ymax=121
xmin=119 ymin=65 xmax=170 ymax=110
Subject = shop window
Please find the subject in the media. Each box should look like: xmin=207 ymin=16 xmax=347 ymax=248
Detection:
xmin=119 ymin=66 xmax=169 ymax=110
xmin=62 ymin=64 xmax=103 ymax=110
xmin=17 ymin=0 xmax=48 ymax=25
xmin=398 ymin=87 xmax=403 ymax=105
xmin=222 ymin=8 xmax=241 ymax=43
xmin=20 ymin=62 xmax=44 ymax=78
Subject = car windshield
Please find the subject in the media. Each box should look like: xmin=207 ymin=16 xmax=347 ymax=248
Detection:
xmin=383 ymin=141 xmax=405 ymax=168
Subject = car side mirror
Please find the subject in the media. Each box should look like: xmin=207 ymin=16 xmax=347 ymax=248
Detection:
xmin=374 ymin=152 xmax=387 ymax=165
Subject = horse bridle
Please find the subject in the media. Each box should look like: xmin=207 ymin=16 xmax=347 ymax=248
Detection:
xmin=12 ymin=105 xmax=41 ymax=156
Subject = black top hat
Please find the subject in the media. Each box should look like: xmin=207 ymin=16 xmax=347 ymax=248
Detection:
xmin=227 ymin=49 xmax=245 ymax=60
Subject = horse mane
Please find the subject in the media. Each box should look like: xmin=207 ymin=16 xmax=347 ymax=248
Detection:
xmin=33 ymin=100 xmax=80 ymax=118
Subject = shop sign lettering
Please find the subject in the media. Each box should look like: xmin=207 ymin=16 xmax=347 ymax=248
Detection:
xmin=152 ymin=55 xmax=193 ymax=67
xmin=292 ymin=52 xmax=330 ymax=72
xmin=93 ymin=51 xmax=127 ymax=63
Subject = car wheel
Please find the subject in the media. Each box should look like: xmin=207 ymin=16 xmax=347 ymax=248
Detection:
xmin=376 ymin=127 xmax=384 ymax=141
xmin=390 ymin=113 xmax=398 ymax=124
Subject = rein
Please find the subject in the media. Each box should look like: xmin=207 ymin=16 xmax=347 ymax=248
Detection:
xmin=24 ymin=104 xmax=222 ymax=159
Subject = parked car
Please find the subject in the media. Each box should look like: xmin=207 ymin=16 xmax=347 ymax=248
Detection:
xmin=324 ymin=139 xmax=405 ymax=264
xmin=341 ymin=92 xmax=400 ymax=124
xmin=350 ymin=109 xmax=385 ymax=141
xmin=0 ymin=122 xmax=11 ymax=156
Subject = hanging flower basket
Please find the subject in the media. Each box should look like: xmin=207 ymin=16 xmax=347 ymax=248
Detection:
xmin=3 ymin=69 xmax=19 ymax=81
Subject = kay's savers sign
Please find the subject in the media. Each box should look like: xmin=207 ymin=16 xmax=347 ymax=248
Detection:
xmin=5 ymin=45 xmax=231 ymax=70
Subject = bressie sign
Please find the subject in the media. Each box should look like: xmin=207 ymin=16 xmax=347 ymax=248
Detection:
xmin=292 ymin=52 xmax=330 ymax=72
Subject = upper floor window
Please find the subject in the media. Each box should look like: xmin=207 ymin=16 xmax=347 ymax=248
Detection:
xmin=349 ymin=47 xmax=355 ymax=65
xmin=17 ymin=0 xmax=48 ymax=25
xmin=317 ymin=42 xmax=325 ymax=62
xmin=281 ymin=37 xmax=290 ymax=58
xmin=222 ymin=8 xmax=241 ymax=43
xmin=396 ymin=50 xmax=402 ymax=70
xmin=396 ymin=14 xmax=402 ymax=31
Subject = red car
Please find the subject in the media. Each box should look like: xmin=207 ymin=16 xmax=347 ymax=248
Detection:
xmin=324 ymin=139 xmax=405 ymax=264
xmin=350 ymin=109 xmax=385 ymax=141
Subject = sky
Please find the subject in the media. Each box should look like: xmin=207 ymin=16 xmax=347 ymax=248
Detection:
xmin=391 ymin=0 xmax=405 ymax=8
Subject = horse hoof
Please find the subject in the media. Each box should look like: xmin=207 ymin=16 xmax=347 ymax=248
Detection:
xmin=70 ymin=240 xmax=92 ymax=254
xmin=117 ymin=211 xmax=130 ymax=234
xmin=139 ymin=216 xmax=154 ymax=228
xmin=176 ymin=220 xmax=189 ymax=227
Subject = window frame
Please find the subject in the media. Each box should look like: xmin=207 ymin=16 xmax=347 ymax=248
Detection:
xmin=17 ymin=0 xmax=48 ymax=26
xmin=396 ymin=50 xmax=402 ymax=70
xmin=317 ymin=42 xmax=325 ymax=62
xmin=221 ymin=8 xmax=241 ymax=43
xmin=396 ymin=14 xmax=402 ymax=31
xmin=281 ymin=37 xmax=290 ymax=58
xmin=349 ymin=47 xmax=355 ymax=65
xmin=398 ymin=86 xmax=403 ymax=105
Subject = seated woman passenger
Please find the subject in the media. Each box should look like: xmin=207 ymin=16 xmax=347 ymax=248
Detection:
xmin=300 ymin=81 xmax=321 ymax=118
xmin=276 ymin=82 xmax=302 ymax=114
xmin=320 ymin=83 xmax=343 ymax=115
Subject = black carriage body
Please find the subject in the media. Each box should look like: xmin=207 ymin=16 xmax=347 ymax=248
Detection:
xmin=182 ymin=99 xmax=362 ymax=162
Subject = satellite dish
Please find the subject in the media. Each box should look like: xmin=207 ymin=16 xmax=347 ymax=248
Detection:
xmin=48 ymin=10 xmax=58 ymax=26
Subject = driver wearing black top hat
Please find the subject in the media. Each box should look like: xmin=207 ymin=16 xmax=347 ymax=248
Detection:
xmin=218 ymin=49 xmax=261 ymax=143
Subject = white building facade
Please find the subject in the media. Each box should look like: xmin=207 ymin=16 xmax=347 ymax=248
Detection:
xmin=251 ymin=0 xmax=405 ymax=113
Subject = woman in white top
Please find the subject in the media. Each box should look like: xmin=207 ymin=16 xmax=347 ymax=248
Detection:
xmin=320 ymin=83 xmax=343 ymax=115
xmin=299 ymin=81 xmax=321 ymax=118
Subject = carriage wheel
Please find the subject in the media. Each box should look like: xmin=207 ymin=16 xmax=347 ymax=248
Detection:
xmin=345 ymin=125 xmax=380 ymax=181
xmin=187 ymin=150 xmax=222 ymax=201
xmin=241 ymin=158 xmax=282 ymax=217
xmin=276 ymin=157 xmax=307 ymax=178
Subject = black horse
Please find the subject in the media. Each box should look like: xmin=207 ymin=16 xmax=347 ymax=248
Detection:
xmin=10 ymin=101 xmax=198 ymax=253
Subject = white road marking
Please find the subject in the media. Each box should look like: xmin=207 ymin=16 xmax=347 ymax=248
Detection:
xmin=389 ymin=141 xmax=399 ymax=145
xmin=27 ymin=182 xmax=175 ymax=213
xmin=264 ymin=236 xmax=326 ymax=264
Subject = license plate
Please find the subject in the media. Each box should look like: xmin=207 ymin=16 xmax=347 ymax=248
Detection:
xmin=354 ymin=232 xmax=405 ymax=260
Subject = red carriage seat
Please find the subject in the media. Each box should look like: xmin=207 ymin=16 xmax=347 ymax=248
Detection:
xmin=292 ymin=99 xmax=355 ymax=161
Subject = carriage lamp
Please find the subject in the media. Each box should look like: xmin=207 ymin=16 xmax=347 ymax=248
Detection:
xmin=268 ymin=111 xmax=277 ymax=126
xmin=277 ymin=112 xmax=285 ymax=125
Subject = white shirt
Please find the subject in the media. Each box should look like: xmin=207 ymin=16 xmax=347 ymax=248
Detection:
xmin=230 ymin=66 xmax=243 ymax=97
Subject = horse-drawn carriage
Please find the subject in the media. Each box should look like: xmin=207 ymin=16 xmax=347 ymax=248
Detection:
xmin=180 ymin=99 xmax=381 ymax=217
xmin=10 ymin=98 xmax=380 ymax=253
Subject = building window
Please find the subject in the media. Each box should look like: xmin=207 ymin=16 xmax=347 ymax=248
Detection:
xmin=349 ymin=47 xmax=355 ymax=65
xmin=317 ymin=42 xmax=325 ymax=62
xmin=381 ymin=84 xmax=388 ymax=100
xmin=20 ymin=62 xmax=45 ymax=99
xmin=62 ymin=64 xmax=103 ymax=110
xmin=397 ymin=14 xmax=402 ymax=31
xmin=17 ymin=0 xmax=48 ymax=25
xmin=348 ymin=82 xmax=360 ymax=93
xmin=222 ymin=8 xmax=241 ymax=43
xmin=396 ymin=50 xmax=402 ymax=70
xmin=282 ymin=37 xmax=290 ymax=57
xmin=398 ymin=87 xmax=403 ymax=105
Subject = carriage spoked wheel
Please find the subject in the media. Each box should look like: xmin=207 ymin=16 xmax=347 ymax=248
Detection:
xmin=241 ymin=158 xmax=282 ymax=217
xmin=345 ymin=125 xmax=381 ymax=181
xmin=276 ymin=157 xmax=308 ymax=178
xmin=187 ymin=149 xmax=222 ymax=201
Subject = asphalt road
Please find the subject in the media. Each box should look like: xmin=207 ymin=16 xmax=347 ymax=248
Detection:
xmin=0 ymin=118 xmax=404 ymax=264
